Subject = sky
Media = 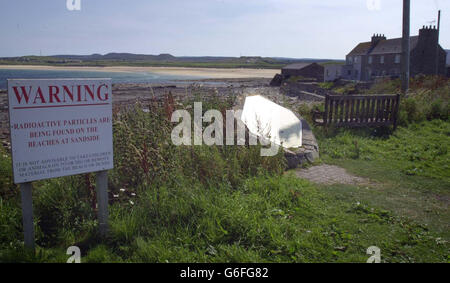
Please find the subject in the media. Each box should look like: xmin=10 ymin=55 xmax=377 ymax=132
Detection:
xmin=0 ymin=0 xmax=448 ymax=59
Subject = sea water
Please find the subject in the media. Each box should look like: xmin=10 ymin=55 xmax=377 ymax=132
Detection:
xmin=0 ymin=68 xmax=212 ymax=89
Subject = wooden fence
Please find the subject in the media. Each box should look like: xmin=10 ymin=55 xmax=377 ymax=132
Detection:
xmin=313 ymin=94 xmax=400 ymax=129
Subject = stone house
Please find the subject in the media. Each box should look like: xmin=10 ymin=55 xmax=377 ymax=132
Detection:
xmin=281 ymin=63 xmax=324 ymax=82
xmin=324 ymin=64 xmax=344 ymax=82
xmin=447 ymin=50 xmax=450 ymax=77
xmin=336 ymin=26 xmax=447 ymax=81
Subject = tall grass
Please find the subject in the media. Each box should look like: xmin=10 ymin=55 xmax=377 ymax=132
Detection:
xmin=0 ymin=89 xmax=448 ymax=263
xmin=0 ymin=94 xmax=286 ymax=261
xmin=301 ymin=76 xmax=449 ymax=126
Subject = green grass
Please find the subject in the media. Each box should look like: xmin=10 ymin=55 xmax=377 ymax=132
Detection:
xmin=1 ymin=173 xmax=448 ymax=263
xmin=317 ymin=82 xmax=334 ymax=89
xmin=315 ymin=120 xmax=450 ymax=238
xmin=0 ymin=93 xmax=449 ymax=263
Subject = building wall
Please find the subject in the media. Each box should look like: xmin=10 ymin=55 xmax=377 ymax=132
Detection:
xmin=439 ymin=48 xmax=447 ymax=75
xmin=364 ymin=53 xmax=401 ymax=80
xmin=343 ymin=28 xmax=446 ymax=82
xmin=410 ymin=28 xmax=446 ymax=76
xmin=354 ymin=56 xmax=362 ymax=80
xmin=342 ymin=55 xmax=363 ymax=80
xmin=324 ymin=64 xmax=343 ymax=81
xmin=345 ymin=47 xmax=444 ymax=81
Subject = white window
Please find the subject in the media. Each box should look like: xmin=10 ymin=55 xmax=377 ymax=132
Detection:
xmin=380 ymin=56 xmax=385 ymax=64
xmin=354 ymin=56 xmax=358 ymax=63
xmin=395 ymin=54 xmax=401 ymax=64
xmin=348 ymin=56 xmax=353 ymax=64
xmin=368 ymin=56 xmax=373 ymax=64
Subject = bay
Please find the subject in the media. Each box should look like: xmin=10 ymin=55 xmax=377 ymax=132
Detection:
xmin=0 ymin=68 xmax=206 ymax=89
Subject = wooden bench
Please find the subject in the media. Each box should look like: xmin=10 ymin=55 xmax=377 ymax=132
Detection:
xmin=312 ymin=94 xmax=400 ymax=129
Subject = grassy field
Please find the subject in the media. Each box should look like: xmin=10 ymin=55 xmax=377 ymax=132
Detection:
xmin=0 ymin=83 xmax=449 ymax=263
xmin=315 ymin=120 xmax=449 ymax=240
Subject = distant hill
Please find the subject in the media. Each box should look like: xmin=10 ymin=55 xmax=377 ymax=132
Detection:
xmin=50 ymin=53 xmax=337 ymax=64
xmin=0 ymin=53 xmax=344 ymax=69
xmin=52 ymin=53 xmax=177 ymax=62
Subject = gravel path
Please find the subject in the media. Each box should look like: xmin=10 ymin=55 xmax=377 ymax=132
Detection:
xmin=295 ymin=164 xmax=371 ymax=185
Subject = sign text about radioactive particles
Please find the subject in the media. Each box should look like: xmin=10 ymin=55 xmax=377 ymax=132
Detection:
xmin=8 ymin=79 xmax=114 ymax=183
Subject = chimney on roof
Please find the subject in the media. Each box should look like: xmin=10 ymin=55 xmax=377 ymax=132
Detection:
xmin=371 ymin=34 xmax=386 ymax=45
xmin=419 ymin=25 xmax=438 ymax=42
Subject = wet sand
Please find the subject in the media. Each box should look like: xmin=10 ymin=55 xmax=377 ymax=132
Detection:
xmin=0 ymin=76 xmax=326 ymax=146
xmin=0 ymin=65 xmax=279 ymax=79
xmin=0 ymin=78 xmax=274 ymax=143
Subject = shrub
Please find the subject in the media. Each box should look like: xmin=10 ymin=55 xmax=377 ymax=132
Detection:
xmin=0 ymin=147 xmax=15 ymax=200
xmin=401 ymin=97 xmax=424 ymax=124
xmin=318 ymin=82 xmax=334 ymax=90
xmin=428 ymin=99 xmax=447 ymax=120
xmin=298 ymin=104 xmax=313 ymax=123
xmin=366 ymin=76 xmax=449 ymax=125
xmin=366 ymin=78 xmax=400 ymax=94
xmin=34 ymin=177 xmax=97 ymax=246
xmin=0 ymin=199 xmax=23 ymax=249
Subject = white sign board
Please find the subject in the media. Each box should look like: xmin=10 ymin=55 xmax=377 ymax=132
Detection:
xmin=7 ymin=79 xmax=114 ymax=184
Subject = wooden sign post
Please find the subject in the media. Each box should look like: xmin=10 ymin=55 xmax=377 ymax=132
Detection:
xmin=20 ymin=182 xmax=35 ymax=251
xmin=96 ymin=170 xmax=109 ymax=236
xmin=7 ymin=79 xmax=114 ymax=251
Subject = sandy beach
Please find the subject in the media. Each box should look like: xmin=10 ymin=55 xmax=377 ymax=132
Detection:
xmin=0 ymin=65 xmax=284 ymax=141
xmin=0 ymin=65 xmax=279 ymax=79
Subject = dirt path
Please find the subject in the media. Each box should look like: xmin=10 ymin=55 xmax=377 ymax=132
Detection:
xmin=294 ymin=164 xmax=371 ymax=185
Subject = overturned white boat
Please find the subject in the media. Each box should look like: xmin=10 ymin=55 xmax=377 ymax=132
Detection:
xmin=239 ymin=95 xmax=302 ymax=149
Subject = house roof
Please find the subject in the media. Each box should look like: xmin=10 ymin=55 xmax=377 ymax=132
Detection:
xmin=282 ymin=63 xmax=314 ymax=70
xmin=348 ymin=36 xmax=420 ymax=56
xmin=347 ymin=42 xmax=373 ymax=56
xmin=371 ymin=36 xmax=419 ymax=54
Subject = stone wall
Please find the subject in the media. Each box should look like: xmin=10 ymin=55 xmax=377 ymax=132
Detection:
xmin=281 ymin=82 xmax=333 ymax=99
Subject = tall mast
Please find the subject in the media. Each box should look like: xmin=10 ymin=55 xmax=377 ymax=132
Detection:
xmin=436 ymin=10 xmax=441 ymax=75
xmin=401 ymin=0 xmax=410 ymax=94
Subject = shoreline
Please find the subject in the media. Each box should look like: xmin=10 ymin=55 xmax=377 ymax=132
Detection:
xmin=0 ymin=65 xmax=279 ymax=79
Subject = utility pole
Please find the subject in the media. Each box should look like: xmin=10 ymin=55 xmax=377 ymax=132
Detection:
xmin=401 ymin=0 xmax=410 ymax=94
xmin=436 ymin=10 xmax=441 ymax=75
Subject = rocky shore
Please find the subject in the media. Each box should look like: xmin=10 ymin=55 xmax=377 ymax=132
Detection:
xmin=0 ymin=77 xmax=324 ymax=146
